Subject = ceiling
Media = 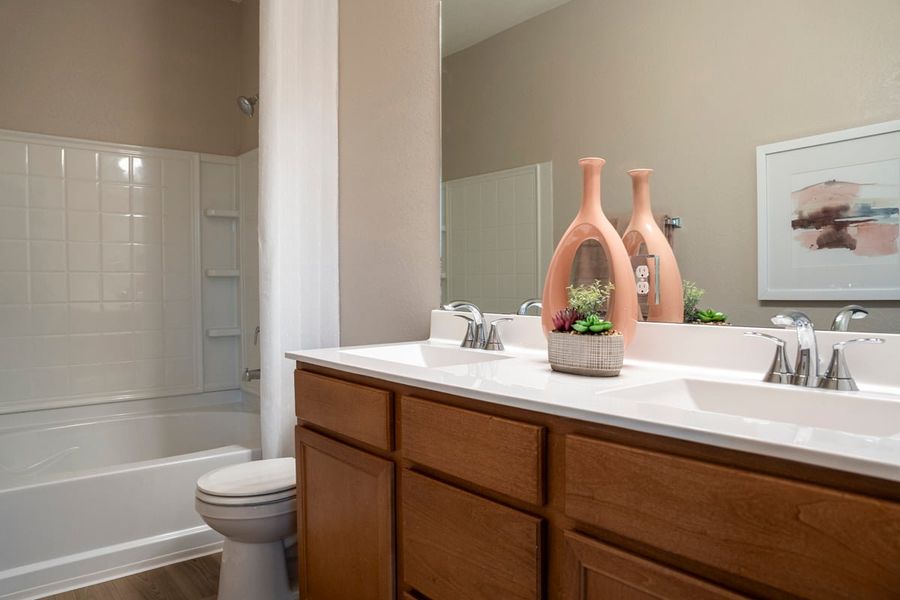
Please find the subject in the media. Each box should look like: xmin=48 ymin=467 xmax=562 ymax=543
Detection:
xmin=441 ymin=0 xmax=572 ymax=57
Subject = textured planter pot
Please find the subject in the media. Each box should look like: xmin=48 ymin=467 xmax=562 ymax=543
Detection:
xmin=548 ymin=331 xmax=624 ymax=377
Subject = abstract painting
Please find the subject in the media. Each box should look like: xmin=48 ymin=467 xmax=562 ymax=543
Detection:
xmin=791 ymin=161 xmax=900 ymax=265
xmin=757 ymin=120 xmax=900 ymax=300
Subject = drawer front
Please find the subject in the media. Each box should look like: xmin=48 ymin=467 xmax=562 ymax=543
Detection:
xmin=401 ymin=395 xmax=545 ymax=504
xmin=295 ymin=370 xmax=392 ymax=450
xmin=401 ymin=470 xmax=542 ymax=600
xmin=564 ymin=530 xmax=745 ymax=600
xmin=565 ymin=435 xmax=900 ymax=599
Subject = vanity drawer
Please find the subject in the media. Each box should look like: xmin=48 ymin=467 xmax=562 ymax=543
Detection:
xmin=401 ymin=395 xmax=545 ymax=504
xmin=295 ymin=370 xmax=392 ymax=451
xmin=565 ymin=435 xmax=900 ymax=599
xmin=564 ymin=530 xmax=746 ymax=599
xmin=401 ymin=469 xmax=542 ymax=600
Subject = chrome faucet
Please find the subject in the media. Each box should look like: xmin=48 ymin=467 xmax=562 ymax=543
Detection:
xmin=442 ymin=301 xmax=487 ymax=348
xmin=830 ymin=305 xmax=868 ymax=331
xmin=771 ymin=311 xmax=820 ymax=387
xmin=517 ymin=298 xmax=542 ymax=316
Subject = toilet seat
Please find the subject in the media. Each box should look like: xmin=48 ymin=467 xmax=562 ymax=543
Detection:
xmin=197 ymin=457 xmax=296 ymax=498
xmin=195 ymin=487 xmax=296 ymax=507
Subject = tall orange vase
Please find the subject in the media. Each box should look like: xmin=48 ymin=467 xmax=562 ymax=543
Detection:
xmin=622 ymin=169 xmax=684 ymax=323
xmin=541 ymin=158 xmax=639 ymax=346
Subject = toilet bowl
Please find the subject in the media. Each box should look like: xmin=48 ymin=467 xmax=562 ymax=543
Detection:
xmin=195 ymin=457 xmax=297 ymax=600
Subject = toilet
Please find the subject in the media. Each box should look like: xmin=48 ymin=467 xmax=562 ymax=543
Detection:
xmin=195 ymin=457 xmax=297 ymax=600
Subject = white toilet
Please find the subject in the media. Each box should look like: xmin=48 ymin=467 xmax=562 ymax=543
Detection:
xmin=195 ymin=457 xmax=297 ymax=600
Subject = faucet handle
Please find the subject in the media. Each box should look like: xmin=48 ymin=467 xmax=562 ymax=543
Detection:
xmin=818 ymin=337 xmax=885 ymax=391
xmin=453 ymin=314 xmax=479 ymax=349
xmin=484 ymin=317 xmax=513 ymax=351
xmin=744 ymin=332 xmax=793 ymax=384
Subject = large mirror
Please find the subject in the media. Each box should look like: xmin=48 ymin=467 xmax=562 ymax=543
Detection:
xmin=440 ymin=0 xmax=900 ymax=333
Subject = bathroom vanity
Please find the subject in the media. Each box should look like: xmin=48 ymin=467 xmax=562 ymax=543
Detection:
xmin=288 ymin=315 xmax=900 ymax=600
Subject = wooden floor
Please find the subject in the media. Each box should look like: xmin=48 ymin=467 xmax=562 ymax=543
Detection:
xmin=42 ymin=554 xmax=221 ymax=600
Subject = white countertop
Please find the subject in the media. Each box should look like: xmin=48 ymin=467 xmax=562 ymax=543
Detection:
xmin=287 ymin=312 xmax=900 ymax=483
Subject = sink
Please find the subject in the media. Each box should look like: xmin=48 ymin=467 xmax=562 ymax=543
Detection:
xmin=607 ymin=379 xmax=900 ymax=437
xmin=340 ymin=343 xmax=512 ymax=368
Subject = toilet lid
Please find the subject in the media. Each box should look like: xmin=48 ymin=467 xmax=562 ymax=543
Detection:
xmin=197 ymin=457 xmax=296 ymax=497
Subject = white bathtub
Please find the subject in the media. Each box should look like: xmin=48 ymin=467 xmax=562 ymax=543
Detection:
xmin=0 ymin=391 xmax=260 ymax=600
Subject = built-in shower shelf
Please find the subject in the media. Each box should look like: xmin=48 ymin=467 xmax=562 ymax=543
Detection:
xmin=204 ymin=209 xmax=240 ymax=218
xmin=205 ymin=268 xmax=240 ymax=278
xmin=206 ymin=327 xmax=242 ymax=338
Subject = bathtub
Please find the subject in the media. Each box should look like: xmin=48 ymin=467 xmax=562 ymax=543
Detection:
xmin=0 ymin=391 xmax=260 ymax=600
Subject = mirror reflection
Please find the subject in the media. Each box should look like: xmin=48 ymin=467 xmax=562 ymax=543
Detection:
xmin=440 ymin=0 xmax=900 ymax=332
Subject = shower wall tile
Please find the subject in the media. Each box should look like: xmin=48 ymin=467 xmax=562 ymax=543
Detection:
xmin=100 ymin=153 xmax=130 ymax=183
xmin=0 ymin=131 xmax=202 ymax=410
xmin=0 ymin=207 xmax=28 ymax=239
xmin=65 ymin=148 xmax=98 ymax=180
xmin=67 ymin=180 xmax=100 ymax=211
xmin=0 ymin=174 xmax=28 ymax=206
xmin=0 ymin=141 xmax=26 ymax=174
xmin=29 ymin=176 xmax=64 ymax=207
xmin=0 ymin=241 xmax=28 ymax=271
xmin=28 ymin=145 xmax=64 ymax=178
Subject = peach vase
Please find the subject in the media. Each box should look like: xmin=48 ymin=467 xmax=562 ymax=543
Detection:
xmin=541 ymin=158 xmax=639 ymax=346
xmin=622 ymin=169 xmax=684 ymax=323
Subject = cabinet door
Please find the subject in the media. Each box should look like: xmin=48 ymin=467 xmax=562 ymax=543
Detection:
xmin=296 ymin=427 xmax=394 ymax=600
xmin=564 ymin=531 xmax=744 ymax=600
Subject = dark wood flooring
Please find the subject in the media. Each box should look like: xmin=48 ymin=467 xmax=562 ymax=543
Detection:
xmin=42 ymin=554 xmax=221 ymax=600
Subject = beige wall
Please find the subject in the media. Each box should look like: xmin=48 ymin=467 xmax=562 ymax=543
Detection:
xmin=339 ymin=0 xmax=442 ymax=345
xmin=238 ymin=0 xmax=260 ymax=154
xmin=0 ymin=0 xmax=258 ymax=156
xmin=443 ymin=0 xmax=900 ymax=332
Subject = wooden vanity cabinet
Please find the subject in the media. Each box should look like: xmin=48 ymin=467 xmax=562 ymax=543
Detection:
xmin=294 ymin=365 xmax=900 ymax=600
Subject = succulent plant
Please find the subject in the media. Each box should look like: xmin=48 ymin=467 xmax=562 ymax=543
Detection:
xmin=571 ymin=313 xmax=614 ymax=334
xmin=552 ymin=307 xmax=582 ymax=332
xmin=567 ymin=280 xmax=614 ymax=317
xmin=682 ymin=280 xmax=704 ymax=322
xmin=696 ymin=308 xmax=727 ymax=323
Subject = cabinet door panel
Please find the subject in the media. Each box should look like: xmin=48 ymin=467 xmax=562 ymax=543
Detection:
xmin=402 ymin=470 xmax=541 ymax=600
xmin=564 ymin=531 xmax=745 ymax=600
xmin=297 ymin=427 xmax=394 ymax=600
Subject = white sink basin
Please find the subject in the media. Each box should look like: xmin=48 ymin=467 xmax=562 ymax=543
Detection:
xmin=340 ymin=343 xmax=512 ymax=368
xmin=608 ymin=379 xmax=900 ymax=437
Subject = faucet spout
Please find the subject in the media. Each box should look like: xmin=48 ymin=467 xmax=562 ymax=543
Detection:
xmin=771 ymin=311 xmax=820 ymax=387
xmin=830 ymin=305 xmax=868 ymax=331
xmin=442 ymin=301 xmax=487 ymax=348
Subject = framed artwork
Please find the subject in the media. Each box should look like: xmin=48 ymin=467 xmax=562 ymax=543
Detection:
xmin=757 ymin=119 xmax=900 ymax=300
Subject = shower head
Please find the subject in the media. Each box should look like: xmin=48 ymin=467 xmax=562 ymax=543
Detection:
xmin=237 ymin=94 xmax=258 ymax=117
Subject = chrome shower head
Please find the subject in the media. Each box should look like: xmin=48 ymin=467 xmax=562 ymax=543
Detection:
xmin=237 ymin=94 xmax=258 ymax=117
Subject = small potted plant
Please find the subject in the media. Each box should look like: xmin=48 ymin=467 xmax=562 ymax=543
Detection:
xmin=682 ymin=280 xmax=730 ymax=325
xmin=695 ymin=308 xmax=729 ymax=325
xmin=548 ymin=280 xmax=624 ymax=377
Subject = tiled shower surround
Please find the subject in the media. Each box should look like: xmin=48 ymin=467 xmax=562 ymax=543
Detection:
xmin=0 ymin=131 xmax=204 ymax=411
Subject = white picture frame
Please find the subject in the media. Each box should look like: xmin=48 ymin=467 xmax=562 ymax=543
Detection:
xmin=756 ymin=119 xmax=900 ymax=300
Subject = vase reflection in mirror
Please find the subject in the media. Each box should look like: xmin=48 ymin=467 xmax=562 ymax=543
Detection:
xmin=622 ymin=168 xmax=684 ymax=323
xmin=541 ymin=157 xmax=639 ymax=346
